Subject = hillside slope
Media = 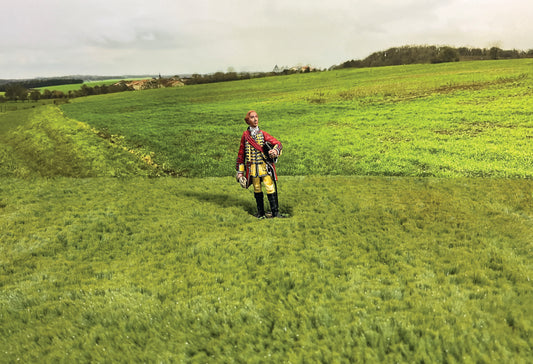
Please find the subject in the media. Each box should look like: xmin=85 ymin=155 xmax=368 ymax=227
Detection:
xmin=1 ymin=59 xmax=531 ymax=178
xmin=61 ymin=59 xmax=533 ymax=178
xmin=0 ymin=105 xmax=156 ymax=177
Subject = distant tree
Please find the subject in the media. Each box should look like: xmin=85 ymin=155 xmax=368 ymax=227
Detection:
xmin=80 ymin=84 xmax=94 ymax=96
xmin=432 ymin=46 xmax=460 ymax=63
xmin=500 ymin=49 xmax=520 ymax=58
xmin=457 ymin=47 xmax=470 ymax=56
xmin=52 ymin=90 xmax=65 ymax=99
xmin=29 ymin=90 xmax=41 ymax=102
xmin=489 ymin=47 xmax=502 ymax=59
xmin=226 ymin=67 xmax=238 ymax=80
xmin=42 ymin=89 xmax=53 ymax=99
xmin=208 ymin=72 xmax=221 ymax=83
xmin=5 ymin=84 xmax=28 ymax=101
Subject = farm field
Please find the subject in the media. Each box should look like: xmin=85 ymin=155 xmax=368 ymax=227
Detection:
xmin=1 ymin=59 xmax=532 ymax=362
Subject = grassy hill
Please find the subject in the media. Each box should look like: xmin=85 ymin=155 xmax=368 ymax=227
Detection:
xmin=0 ymin=106 xmax=155 ymax=177
xmin=2 ymin=59 xmax=532 ymax=178
xmin=1 ymin=59 xmax=532 ymax=362
xmin=60 ymin=59 xmax=533 ymax=178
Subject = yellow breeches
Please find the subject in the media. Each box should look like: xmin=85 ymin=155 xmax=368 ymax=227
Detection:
xmin=252 ymin=175 xmax=276 ymax=194
xmin=249 ymin=163 xmax=268 ymax=178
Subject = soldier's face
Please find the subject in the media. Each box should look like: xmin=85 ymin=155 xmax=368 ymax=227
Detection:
xmin=247 ymin=112 xmax=258 ymax=127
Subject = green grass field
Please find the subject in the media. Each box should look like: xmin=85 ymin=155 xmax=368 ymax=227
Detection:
xmin=59 ymin=59 xmax=533 ymax=178
xmin=34 ymin=79 xmax=141 ymax=94
xmin=1 ymin=177 xmax=531 ymax=362
xmin=1 ymin=59 xmax=532 ymax=362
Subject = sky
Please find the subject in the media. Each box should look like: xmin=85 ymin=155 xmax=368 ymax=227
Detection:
xmin=1 ymin=0 xmax=532 ymax=79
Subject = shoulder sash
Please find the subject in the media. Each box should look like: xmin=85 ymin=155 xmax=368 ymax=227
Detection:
xmin=244 ymin=130 xmax=264 ymax=153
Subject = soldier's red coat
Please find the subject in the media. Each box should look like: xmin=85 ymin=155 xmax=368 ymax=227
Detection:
xmin=236 ymin=129 xmax=282 ymax=183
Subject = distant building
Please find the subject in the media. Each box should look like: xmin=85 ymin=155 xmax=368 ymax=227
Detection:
xmin=273 ymin=65 xmax=317 ymax=73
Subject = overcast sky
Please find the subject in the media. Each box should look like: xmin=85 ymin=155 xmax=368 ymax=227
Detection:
xmin=1 ymin=0 xmax=531 ymax=79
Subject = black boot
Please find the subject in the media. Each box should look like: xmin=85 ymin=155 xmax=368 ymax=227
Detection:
xmin=254 ymin=192 xmax=266 ymax=219
xmin=267 ymin=192 xmax=282 ymax=218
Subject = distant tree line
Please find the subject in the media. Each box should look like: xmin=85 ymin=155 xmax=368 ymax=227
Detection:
xmin=334 ymin=45 xmax=533 ymax=69
xmin=0 ymin=81 xmax=136 ymax=103
xmin=184 ymin=67 xmax=317 ymax=85
xmin=0 ymin=70 xmax=308 ymax=102
xmin=185 ymin=71 xmax=254 ymax=85
xmin=0 ymin=67 xmax=322 ymax=102
xmin=0 ymin=78 xmax=83 ymax=92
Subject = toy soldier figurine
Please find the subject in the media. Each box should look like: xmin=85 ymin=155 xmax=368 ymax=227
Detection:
xmin=236 ymin=110 xmax=283 ymax=218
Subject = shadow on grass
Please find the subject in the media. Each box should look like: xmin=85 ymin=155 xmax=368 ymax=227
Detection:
xmin=182 ymin=191 xmax=255 ymax=215
xmin=182 ymin=191 xmax=293 ymax=217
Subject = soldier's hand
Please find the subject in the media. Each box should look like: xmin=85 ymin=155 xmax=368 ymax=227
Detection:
xmin=269 ymin=149 xmax=278 ymax=157
xmin=237 ymin=174 xmax=247 ymax=188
